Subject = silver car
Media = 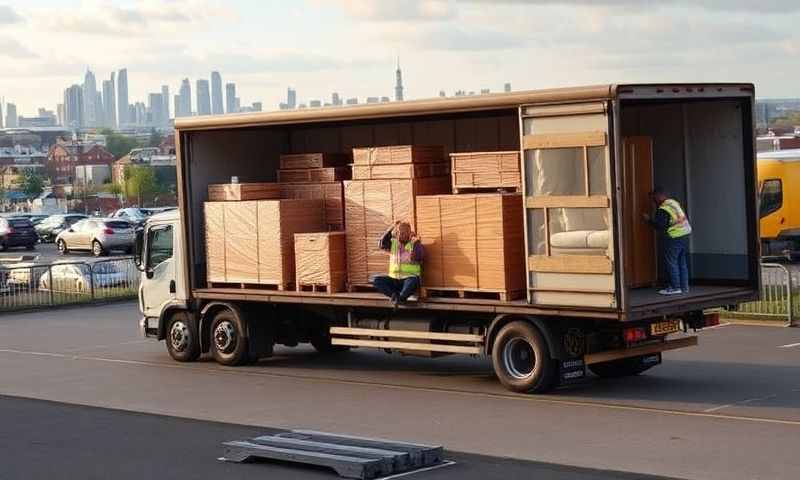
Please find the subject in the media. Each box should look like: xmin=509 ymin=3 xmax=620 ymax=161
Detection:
xmin=55 ymin=218 xmax=135 ymax=257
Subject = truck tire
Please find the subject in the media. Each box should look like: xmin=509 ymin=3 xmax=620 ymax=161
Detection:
xmin=491 ymin=321 xmax=557 ymax=393
xmin=165 ymin=312 xmax=200 ymax=362
xmin=589 ymin=356 xmax=656 ymax=378
xmin=210 ymin=309 xmax=249 ymax=366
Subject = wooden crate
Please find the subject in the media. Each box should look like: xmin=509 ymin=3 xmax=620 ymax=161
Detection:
xmin=352 ymin=145 xmax=444 ymax=166
xmin=208 ymin=182 xmax=281 ymax=201
xmin=204 ymin=199 xmax=325 ymax=288
xmin=450 ymin=151 xmax=521 ymax=192
xmin=279 ymin=182 xmax=344 ymax=228
xmin=279 ymin=153 xmax=350 ymax=170
xmin=352 ymin=162 xmax=450 ymax=180
xmin=295 ymin=231 xmax=347 ymax=293
xmin=344 ymin=177 xmax=451 ymax=287
xmin=415 ymin=193 xmax=525 ymax=300
xmin=278 ymin=167 xmax=351 ymax=184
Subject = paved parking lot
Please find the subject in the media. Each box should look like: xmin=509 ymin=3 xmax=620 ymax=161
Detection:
xmin=0 ymin=302 xmax=798 ymax=479
xmin=0 ymin=242 xmax=131 ymax=265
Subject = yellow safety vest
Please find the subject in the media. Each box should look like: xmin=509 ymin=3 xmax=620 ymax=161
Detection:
xmin=659 ymin=199 xmax=692 ymax=238
xmin=389 ymin=239 xmax=421 ymax=279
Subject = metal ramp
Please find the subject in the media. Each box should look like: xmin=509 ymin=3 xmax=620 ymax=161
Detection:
xmin=223 ymin=429 xmax=444 ymax=479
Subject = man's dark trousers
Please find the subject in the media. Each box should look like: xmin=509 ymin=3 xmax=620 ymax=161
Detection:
xmin=663 ymin=236 xmax=690 ymax=292
xmin=372 ymin=275 xmax=420 ymax=301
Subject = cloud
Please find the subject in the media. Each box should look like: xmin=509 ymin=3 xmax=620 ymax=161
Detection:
xmin=0 ymin=36 xmax=37 ymax=59
xmin=0 ymin=5 xmax=22 ymax=25
xmin=418 ymin=27 xmax=523 ymax=51
xmin=324 ymin=0 xmax=457 ymax=21
xmin=462 ymin=0 xmax=800 ymax=13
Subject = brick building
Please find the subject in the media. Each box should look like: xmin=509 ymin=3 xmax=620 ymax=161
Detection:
xmin=47 ymin=140 xmax=114 ymax=185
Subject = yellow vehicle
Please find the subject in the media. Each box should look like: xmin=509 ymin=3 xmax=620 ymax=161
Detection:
xmin=758 ymin=149 xmax=800 ymax=260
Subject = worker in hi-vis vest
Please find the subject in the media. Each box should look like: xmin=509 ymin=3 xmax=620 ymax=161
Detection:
xmin=373 ymin=221 xmax=424 ymax=308
xmin=644 ymin=187 xmax=693 ymax=296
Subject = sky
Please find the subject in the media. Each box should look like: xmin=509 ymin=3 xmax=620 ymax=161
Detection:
xmin=1 ymin=0 xmax=799 ymax=117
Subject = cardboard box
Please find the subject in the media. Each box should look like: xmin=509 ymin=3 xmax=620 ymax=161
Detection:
xmin=208 ymin=182 xmax=281 ymax=201
xmin=277 ymin=167 xmax=351 ymax=183
xmin=279 ymin=182 xmax=344 ymax=229
xmin=352 ymin=145 xmax=444 ymax=166
xmin=204 ymin=199 xmax=325 ymax=288
xmin=295 ymin=231 xmax=347 ymax=293
xmin=352 ymin=162 xmax=450 ymax=180
xmin=450 ymin=151 xmax=521 ymax=192
xmin=344 ymin=177 xmax=450 ymax=287
xmin=415 ymin=193 xmax=525 ymax=299
xmin=279 ymin=153 xmax=350 ymax=170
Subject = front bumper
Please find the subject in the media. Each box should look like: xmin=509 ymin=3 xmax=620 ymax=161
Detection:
xmin=584 ymin=336 xmax=698 ymax=365
xmin=140 ymin=317 xmax=159 ymax=338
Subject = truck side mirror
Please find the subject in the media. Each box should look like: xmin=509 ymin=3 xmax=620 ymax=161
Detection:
xmin=134 ymin=229 xmax=144 ymax=271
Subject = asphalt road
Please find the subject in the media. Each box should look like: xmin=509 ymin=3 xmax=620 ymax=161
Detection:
xmin=0 ymin=241 xmax=131 ymax=265
xmin=0 ymin=302 xmax=799 ymax=479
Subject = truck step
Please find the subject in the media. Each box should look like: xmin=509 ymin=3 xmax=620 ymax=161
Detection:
xmin=222 ymin=429 xmax=443 ymax=479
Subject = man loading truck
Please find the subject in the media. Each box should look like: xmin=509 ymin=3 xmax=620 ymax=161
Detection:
xmin=646 ymin=187 xmax=693 ymax=296
xmin=372 ymin=220 xmax=423 ymax=308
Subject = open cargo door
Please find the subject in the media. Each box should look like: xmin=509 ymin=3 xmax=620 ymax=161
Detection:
xmin=521 ymin=102 xmax=617 ymax=308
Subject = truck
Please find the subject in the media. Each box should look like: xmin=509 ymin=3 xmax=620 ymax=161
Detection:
xmin=136 ymin=83 xmax=760 ymax=393
xmin=757 ymin=148 xmax=800 ymax=261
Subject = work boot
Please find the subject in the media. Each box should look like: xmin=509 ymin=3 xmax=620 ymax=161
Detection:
xmin=658 ymin=287 xmax=682 ymax=296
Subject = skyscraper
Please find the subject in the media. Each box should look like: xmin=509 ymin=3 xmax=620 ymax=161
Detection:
xmin=287 ymin=87 xmax=297 ymax=109
xmin=161 ymin=85 xmax=170 ymax=121
xmin=225 ymin=83 xmax=236 ymax=114
xmin=83 ymin=68 xmax=98 ymax=127
xmin=0 ymin=101 xmax=4 ymax=129
xmin=178 ymin=78 xmax=191 ymax=117
xmin=117 ymin=68 xmax=129 ymax=127
xmin=174 ymin=95 xmax=180 ymax=120
xmin=394 ymin=59 xmax=404 ymax=102
xmin=64 ymin=85 xmax=84 ymax=129
xmin=332 ymin=92 xmax=341 ymax=106
xmin=148 ymin=93 xmax=165 ymax=127
xmin=5 ymin=103 xmax=17 ymax=128
xmin=56 ymin=103 xmax=64 ymax=126
xmin=102 ymin=80 xmax=114 ymax=127
xmin=504 ymin=82 xmax=512 ymax=93
xmin=210 ymin=71 xmax=223 ymax=115
xmin=196 ymin=79 xmax=211 ymax=115
xmin=95 ymin=91 xmax=104 ymax=127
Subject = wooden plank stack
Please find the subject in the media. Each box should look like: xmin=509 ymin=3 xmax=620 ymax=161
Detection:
xmin=352 ymin=145 xmax=448 ymax=181
xmin=415 ymin=193 xmax=525 ymax=301
xmin=278 ymin=167 xmax=351 ymax=184
xmin=295 ymin=231 xmax=347 ymax=293
xmin=204 ymin=199 xmax=325 ymax=289
xmin=279 ymin=153 xmax=350 ymax=170
xmin=276 ymin=153 xmax=350 ymax=231
xmin=450 ymin=151 xmax=521 ymax=193
xmin=208 ymin=182 xmax=281 ymax=201
xmin=279 ymin=183 xmax=345 ymax=231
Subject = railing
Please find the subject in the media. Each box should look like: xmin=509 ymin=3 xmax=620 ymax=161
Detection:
xmin=726 ymin=263 xmax=797 ymax=327
xmin=0 ymin=257 xmax=139 ymax=312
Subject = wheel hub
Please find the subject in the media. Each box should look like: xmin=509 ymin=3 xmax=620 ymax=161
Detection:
xmin=169 ymin=321 xmax=190 ymax=352
xmin=214 ymin=321 xmax=236 ymax=353
xmin=503 ymin=338 xmax=536 ymax=379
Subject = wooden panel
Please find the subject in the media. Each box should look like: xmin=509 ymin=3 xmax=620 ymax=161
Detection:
xmin=352 ymin=145 xmax=444 ymax=166
xmin=622 ymin=136 xmax=657 ymax=288
xmin=277 ymin=167 xmax=351 ymax=183
xmin=279 ymin=153 xmax=350 ymax=170
xmin=330 ymin=327 xmax=483 ymax=343
xmin=224 ymin=201 xmax=259 ymax=283
xmin=525 ymin=196 xmax=609 ymax=208
xmin=585 ymin=336 xmax=698 ymax=365
xmin=523 ymin=131 xmax=606 ymax=150
xmin=450 ymin=151 xmax=521 ymax=191
xmin=208 ymin=182 xmax=281 ymax=201
xmin=295 ymin=231 xmax=347 ymax=292
xmin=352 ymin=162 xmax=450 ymax=180
xmin=279 ymin=182 xmax=344 ymax=227
xmin=522 ymin=102 xmax=606 ymax=118
xmin=204 ymin=202 xmax=226 ymax=282
xmin=528 ymin=254 xmax=613 ymax=274
xmin=331 ymin=338 xmax=481 ymax=355
xmin=530 ymin=291 xmax=615 ymax=308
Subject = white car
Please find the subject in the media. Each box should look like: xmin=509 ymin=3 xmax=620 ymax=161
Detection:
xmin=38 ymin=261 xmax=135 ymax=293
xmin=55 ymin=218 xmax=135 ymax=257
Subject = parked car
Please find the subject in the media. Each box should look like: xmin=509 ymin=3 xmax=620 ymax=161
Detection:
xmin=55 ymin=218 xmax=135 ymax=256
xmin=110 ymin=208 xmax=149 ymax=227
xmin=35 ymin=214 xmax=88 ymax=243
xmin=27 ymin=214 xmax=50 ymax=226
xmin=142 ymin=207 xmax=177 ymax=216
xmin=0 ymin=217 xmax=37 ymax=251
xmin=38 ymin=260 xmax=135 ymax=293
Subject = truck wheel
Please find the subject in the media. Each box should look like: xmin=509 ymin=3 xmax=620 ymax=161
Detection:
xmin=165 ymin=312 xmax=200 ymax=362
xmin=210 ymin=309 xmax=249 ymax=366
xmin=492 ymin=321 xmax=557 ymax=393
xmin=589 ymin=356 xmax=655 ymax=378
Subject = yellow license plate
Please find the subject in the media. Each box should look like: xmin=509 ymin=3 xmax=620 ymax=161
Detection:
xmin=651 ymin=320 xmax=681 ymax=336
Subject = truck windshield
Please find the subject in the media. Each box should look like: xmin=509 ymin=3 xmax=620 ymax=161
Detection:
xmin=759 ymin=178 xmax=782 ymax=218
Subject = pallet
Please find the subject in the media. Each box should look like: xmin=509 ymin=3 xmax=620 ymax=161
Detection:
xmin=223 ymin=429 xmax=444 ymax=480
xmin=420 ymin=287 xmax=524 ymax=302
xmin=452 ymin=186 xmax=519 ymax=194
xmin=208 ymin=282 xmax=293 ymax=291
xmin=347 ymin=283 xmax=377 ymax=293
xmin=297 ymin=283 xmax=341 ymax=294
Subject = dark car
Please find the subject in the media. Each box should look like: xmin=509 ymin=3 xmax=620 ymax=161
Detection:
xmin=0 ymin=217 xmax=37 ymax=251
xmin=35 ymin=214 xmax=88 ymax=243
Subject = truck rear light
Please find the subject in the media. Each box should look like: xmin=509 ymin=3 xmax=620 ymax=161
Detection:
xmin=624 ymin=327 xmax=647 ymax=343
xmin=703 ymin=312 xmax=720 ymax=328
xmin=103 ymin=228 xmax=114 ymax=235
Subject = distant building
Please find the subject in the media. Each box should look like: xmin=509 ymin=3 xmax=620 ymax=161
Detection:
xmin=0 ymin=145 xmax=48 ymax=192
xmin=481 ymin=89 xmax=490 ymax=95
xmin=504 ymin=82 xmax=512 ymax=93
xmin=117 ymin=68 xmax=129 ymax=127
xmin=380 ymin=96 xmax=390 ymax=103
xmin=63 ymin=85 xmax=84 ymax=129
xmin=83 ymin=69 xmax=98 ymax=127
xmin=309 ymin=100 xmax=322 ymax=108
xmin=47 ymin=139 xmax=114 ymax=184
xmin=56 ymin=104 xmax=65 ymax=126
xmin=225 ymin=83 xmax=236 ymax=113
xmin=288 ymin=88 xmax=297 ymax=109
xmin=0 ymin=102 xmax=3 ymax=129
xmin=161 ymin=85 xmax=170 ymax=120
xmin=177 ymin=79 xmax=191 ymax=117
xmin=19 ymin=109 xmax=57 ymax=128
xmin=366 ymin=97 xmax=379 ymax=104
xmin=133 ymin=102 xmax=147 ymax=126
xmin=439 ymin=91 xmax=446 ymax=97
xmin=211 ymin=71 xmax=223 ymax=115
xmin=332 ymin=92 xmax=342 ymax=106
xmin=346 ymin=98 xmax=358 ymax=105
xmin=74 ymin=164 xmax=111 ymax=185
xmin=148 ymin=93 xmax=165 ymax=127
xmin=102 ymin=77 xmax=116 ymax=128
xmin=251 ymin=102 xmax=262 ymax=112
xmin=395 ymin=59 xmax=404 ymax=101
xmin=196 ymin=79 xmax=211 ymax=116
xmin=5 ymin=102 xmax=18 ymax=128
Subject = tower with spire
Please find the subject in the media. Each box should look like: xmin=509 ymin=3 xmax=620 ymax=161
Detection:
xmin=394 ymin=57 xmax=404 ymax=102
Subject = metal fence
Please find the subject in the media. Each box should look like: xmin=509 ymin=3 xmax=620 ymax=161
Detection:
xmin=726 ymin=263 xmax=797 ymax=326
xmin=0 ymin=257 xmax=139 ymax=313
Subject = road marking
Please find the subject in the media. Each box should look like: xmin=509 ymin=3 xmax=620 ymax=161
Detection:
xmin=63 ymin=340 xmax=150 ymax=353
xmin=376 ymin=460 xmax=456 ymax=479
xmin=701 ymin=322 xmax=731 ymax=330
xmin=1 ymin=347 xmax=799 ymax=427
xmin=778 ymin=342 xmax=800 ymax=349
xmin=704 ymin=395 xmax=779 ymax=413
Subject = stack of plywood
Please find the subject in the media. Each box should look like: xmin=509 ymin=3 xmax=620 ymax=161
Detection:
xmin=279 ymin=153 xmax=350 ymax=170
xmin=278 ymin=167 xmax=351 ymax=184
xmin=344 ymin=176 xmax=450 ymax=289
xmin=450 ymin=151 xmax=521 ymax=193
xmin=204 ymin=198 xmax=325 ymax=289
xmin=208 ymin=182 xmax=281 ymax=201
xmin=279 ymin=183 xmax=344 ymax=230
xmin=277 ymin=153 xmax=351 ymax=230
xmin=352 ymin=145 xmax=448 ymax=180
xmin=294 ymin=231 xmax=347 ymax=293
xmin=415 ymin=193 xmax=525 ymax=301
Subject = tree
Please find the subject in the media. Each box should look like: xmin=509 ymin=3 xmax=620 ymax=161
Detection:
xmin=20 ymin=170 xmax=45 ymax=198
xmin=124 ymin=165 xmax=158 ymax=206
xmin=147 ymin=128 xmax=164 ymax=148
xmin=99 ymin=128 xmax=139 ymax=160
